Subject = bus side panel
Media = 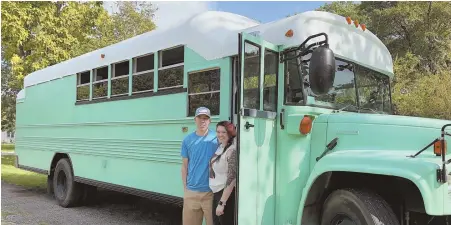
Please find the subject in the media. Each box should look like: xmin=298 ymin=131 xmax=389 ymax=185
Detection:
xmin=15 ymin=46 xmax=232 ymax=200
xmin=14 ymin=147 xmax=54 ymax=174
xmin=70 ymin=153 xmax=184 ymax=197
xmin=275 ymin=106 xmax=330 ymax=225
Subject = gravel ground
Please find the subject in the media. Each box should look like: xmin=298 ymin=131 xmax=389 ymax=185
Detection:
xmin=1 ymin=181 xmax=182 ymax=225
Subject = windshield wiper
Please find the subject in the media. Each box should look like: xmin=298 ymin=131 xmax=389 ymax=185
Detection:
xmin=357 ymin=107 xmax=379 ymax=114
xmin=332 ymin=105 xmax=382 ymax=114
xmin=333 ymin=104 xmax=355 ymax=113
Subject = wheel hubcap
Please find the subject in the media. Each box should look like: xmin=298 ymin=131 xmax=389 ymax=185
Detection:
xmin=330 ymin=214 xmax=356 ymax=225
xmin=56 ymin=171 xmax=67 ymax=199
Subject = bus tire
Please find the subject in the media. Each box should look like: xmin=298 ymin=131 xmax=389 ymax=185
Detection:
xmin=320 ymin=188 xmax=399 ymax=225
xmin=47 ymin=175 xmax=54 ymax=195
xmin=53 ymin=158 xmax=81 ymax=207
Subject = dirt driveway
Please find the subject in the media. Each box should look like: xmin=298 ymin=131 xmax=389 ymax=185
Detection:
xmin=1 ymin=181 xmax=182 ymax=225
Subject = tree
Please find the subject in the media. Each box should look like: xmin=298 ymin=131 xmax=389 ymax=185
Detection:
xmin=316 ymin=1 xmax=451 ymax=120
xmin=316 ymin=1 xmax=451 ymax=75
xmin=74 ymin=1 xmax=157 ymax=57
xmin=360 ymin=2 xmax=451 ymax=74
xmin=1 ymin=1 xmax=108 ymax=90
xmin=391 ymin=52 xmax=451 ymax=119
xmin=317 ymin=1 xmax=369 ymax=24
xmin=1 ymin=1 xmax=158 ymax=131
xmin=1 ymin=62 xmax=17 ymax=132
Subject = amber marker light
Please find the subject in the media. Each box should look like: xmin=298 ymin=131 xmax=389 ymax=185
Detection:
xmin=299 ymin=115 xmax=313 ymax=135
xmin=346 ymin=16 xmax=352 ymax=25
xmin=354 ymin=19 xmax=359 ymax=28
xmin=285 ymin=29 xmax=294 ymax=37
xmin=434 ymin=139 xmax=447 ymax=156
xmin=361 ymin=24 xmax=366 ymax=31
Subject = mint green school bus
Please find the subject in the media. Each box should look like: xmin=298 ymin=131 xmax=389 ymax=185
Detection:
xmin=15 ymin=10 xmax=451 ymax=225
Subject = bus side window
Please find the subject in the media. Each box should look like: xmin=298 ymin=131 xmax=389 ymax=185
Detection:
xmin=92 ymin=66 xmax=109 ymax=99
xmin=263 ymin=49 xmax=278 ymax=112
xmin=76 ymin=71 xmax=90 ymax=101
xmin=158 ymin=46 xmax=184 ymax=90
xmin=285 ymin=56 xmax=303 ymax=104
xmin=132 ymin=53 xmax=155 ymax=94
xmin=243 ymin=42 xmax=261 ymax=110
xmin=187 ymin=68 xmax=221 ymax=117
xmin=111 ymin=60 xmax=130 ymax=97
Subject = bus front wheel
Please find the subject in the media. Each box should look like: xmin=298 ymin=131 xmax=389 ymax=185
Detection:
xmin=53 ymin=158 xmax=82 ymax=207
xmin=320 ymin=188 xmax=400 ymax=225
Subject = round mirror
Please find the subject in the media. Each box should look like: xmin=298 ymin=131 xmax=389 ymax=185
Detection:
xmin=308 ymin=46 xmax=335 ymax=95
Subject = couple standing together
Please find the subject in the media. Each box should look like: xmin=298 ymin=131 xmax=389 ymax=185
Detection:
xmin=181 ymin=107 xmax=237 ymax=225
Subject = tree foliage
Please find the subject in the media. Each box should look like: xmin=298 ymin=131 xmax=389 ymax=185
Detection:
xmin=1 ymin=61 xmax=17 ymax=132
xmin=1 ymin=1 xmax=157 ymax=131
xmin=317 ymin=1 xmax=451 ymax=120
xmin=75 ymin=1 xmax=157 ymax=57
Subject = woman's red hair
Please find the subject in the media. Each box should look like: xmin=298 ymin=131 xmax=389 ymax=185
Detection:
xmin=216 ymin=121 xmax=236 ymax=138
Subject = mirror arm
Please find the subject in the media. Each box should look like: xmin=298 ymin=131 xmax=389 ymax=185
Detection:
xmin=303 ymin=40 xmax=328 ymax=53
xmin=281 ymin=49 xmax=313 ymax=63
xmin=299 ymin=32 xmax=329 ymax=50
xmin=280 ymin=33 xmax=329 ymax=63
xmin=296 ymin=49 xmax=308 ymax=104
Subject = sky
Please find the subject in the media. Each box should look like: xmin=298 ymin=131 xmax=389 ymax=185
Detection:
xmin=104 ymin=1 xmax=330 ymax=29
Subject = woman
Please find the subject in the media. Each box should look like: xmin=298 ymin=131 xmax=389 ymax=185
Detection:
xmin=209 ymin=121 xmax=237 ymax=225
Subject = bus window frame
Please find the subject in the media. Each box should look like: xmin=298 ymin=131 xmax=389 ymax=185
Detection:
xmin=262 ymin=47 xmax=279 ymax=113
xmin=75 ymin=45 xmax=188 ymax=106
xmin=131 ymin=53 xmax=155 ymax=95
xmin=239 ymin=40 xmax=278 ymax=120
xmin=92 ymin=66 xmax=109 ymax=100
xmin=283 ymin=56 xmax=393 ymax=114
xmin=76 ymin=70 xmax=91 ymax=102
xmin=186 ymin=67 xmax=221 ymax=117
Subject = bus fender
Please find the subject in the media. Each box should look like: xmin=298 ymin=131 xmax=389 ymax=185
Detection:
xmin=295 ymin=150 xmax=445 ymax=224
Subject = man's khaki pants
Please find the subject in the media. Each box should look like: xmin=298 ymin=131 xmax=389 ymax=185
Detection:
xmin=183 ymin=189 xmax=214 ymax=225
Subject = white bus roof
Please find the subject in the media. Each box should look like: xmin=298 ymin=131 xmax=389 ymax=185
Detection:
xmin=23 ymin=10 xmax=393 ymax=89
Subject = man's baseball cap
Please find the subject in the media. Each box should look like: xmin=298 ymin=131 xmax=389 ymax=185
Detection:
xmin=195 ymin=107 xmax=211 ymax=118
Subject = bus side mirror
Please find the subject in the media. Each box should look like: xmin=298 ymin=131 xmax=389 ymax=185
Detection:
xmin=309 ymin=46 xmax=335 ymax=95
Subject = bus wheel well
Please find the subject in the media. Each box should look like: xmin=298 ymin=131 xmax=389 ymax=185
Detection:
xmin=301 ymin=171 xmax=425 ymax=224
xmin=50 ymin=153 xmax=72 ymax=177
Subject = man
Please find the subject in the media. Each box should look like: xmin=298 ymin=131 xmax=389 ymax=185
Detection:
xmin=181 ymin=107 xmax=218 ymax=225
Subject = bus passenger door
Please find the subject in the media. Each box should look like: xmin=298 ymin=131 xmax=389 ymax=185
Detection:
xmin=237 ymin=32 xmax=280 ymax=225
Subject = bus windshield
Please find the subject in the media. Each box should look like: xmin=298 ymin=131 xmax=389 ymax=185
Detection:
xmin=285 ymin=56 xmax=392 ymax=114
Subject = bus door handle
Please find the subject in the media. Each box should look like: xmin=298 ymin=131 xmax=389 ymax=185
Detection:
xmin=244 ymin=121 xmax=254 ymax=129
xmin=280 ymin=109 xmax=285 ymax=130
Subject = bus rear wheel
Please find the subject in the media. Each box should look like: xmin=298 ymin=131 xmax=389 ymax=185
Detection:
xmin=320 ymin=188 xmax=399 ymax=225
xmin=53 ymin=158 xmax=82 ymax=207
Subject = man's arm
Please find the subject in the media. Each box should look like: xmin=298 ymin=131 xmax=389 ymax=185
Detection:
xmin=181 ymin=158 xmax=188 ymax=190
xmin=181 ymin=140 xmax=189 ymax=190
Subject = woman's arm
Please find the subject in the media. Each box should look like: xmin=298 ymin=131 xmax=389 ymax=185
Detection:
xmin=219 ymin=146 xmax=237 ymax=204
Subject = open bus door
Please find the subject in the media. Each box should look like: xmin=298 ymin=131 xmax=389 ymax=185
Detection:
xmin=236 ymin=31 xmax=282 ymax=225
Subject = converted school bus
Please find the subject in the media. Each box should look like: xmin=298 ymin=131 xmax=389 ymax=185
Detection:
xmin=15 ymin=10 xmax=451 ymax=225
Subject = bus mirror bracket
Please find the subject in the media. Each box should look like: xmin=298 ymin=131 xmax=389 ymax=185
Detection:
xmin=280 ymin=32 xmax=335 ymax=96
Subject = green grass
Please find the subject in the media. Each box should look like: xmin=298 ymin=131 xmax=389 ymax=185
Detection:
xmin=1 ymin=211 xmax=15 ymax=220
xmin=1 ymin=144 xmax=15 ymax=152
xmin=1 ymin=155 xmax=47 ymax=189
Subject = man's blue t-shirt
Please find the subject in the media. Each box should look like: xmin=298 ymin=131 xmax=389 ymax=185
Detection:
xmin=181 ymin=130 xmax=218 ymax=192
